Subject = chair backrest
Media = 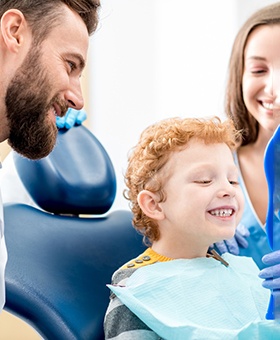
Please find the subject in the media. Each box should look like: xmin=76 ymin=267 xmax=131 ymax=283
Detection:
xmin=3 ymin=125 xmax=145 ymax=340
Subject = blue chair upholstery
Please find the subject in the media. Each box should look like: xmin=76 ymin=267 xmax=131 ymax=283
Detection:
xmin=3 ymin=125 xmax=145 ymax=340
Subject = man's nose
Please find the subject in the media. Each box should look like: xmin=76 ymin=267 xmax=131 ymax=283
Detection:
xmin=65 ymin=78 xmax=84 ymax=110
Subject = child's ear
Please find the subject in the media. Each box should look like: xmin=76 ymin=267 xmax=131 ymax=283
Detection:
xmin=137 ymin=190 xmax=165 ymax=220
xmin=1 ymin=9 xmax=27 ymax=53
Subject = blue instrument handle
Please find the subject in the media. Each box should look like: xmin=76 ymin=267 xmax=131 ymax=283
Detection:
xmin=266 ymin=295 xmax=274 ymax=320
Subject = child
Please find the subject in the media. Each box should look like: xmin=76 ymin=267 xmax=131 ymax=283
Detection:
xmin=104 ymin=116 xmax=279 ymax=339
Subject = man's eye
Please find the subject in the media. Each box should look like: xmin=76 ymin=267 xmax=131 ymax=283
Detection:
xmin=67 ymin=61 xmax=77 ymax=72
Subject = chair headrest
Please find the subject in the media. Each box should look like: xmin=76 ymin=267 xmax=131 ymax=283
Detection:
xmin=13 ymin=125 xmax=116 ymax=215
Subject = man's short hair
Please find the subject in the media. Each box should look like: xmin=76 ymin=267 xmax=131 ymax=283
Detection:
xmin=0 ymin=0 xmax=100 ymax=43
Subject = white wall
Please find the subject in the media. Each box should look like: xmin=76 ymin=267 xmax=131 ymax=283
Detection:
xmin=87 ymin=0 xmax=278 ymax=211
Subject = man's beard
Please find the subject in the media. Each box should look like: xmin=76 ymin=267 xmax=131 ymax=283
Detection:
xmin=5 ymin=48 xmax=67 ymax=160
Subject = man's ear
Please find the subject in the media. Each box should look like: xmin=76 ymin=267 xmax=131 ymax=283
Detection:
xmin=1 ymin=9 xmax=27 ymax=53
xmin=137 ymin=190 xmax=165 ymax=221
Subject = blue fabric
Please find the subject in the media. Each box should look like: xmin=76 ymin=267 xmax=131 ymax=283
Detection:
xmin=234 ymin=153 xmax=271 ymax=269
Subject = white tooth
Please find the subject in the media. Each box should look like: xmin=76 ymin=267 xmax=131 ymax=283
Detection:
xmin=263 ymin=102 xmax=273 ymax=110
xmin=210 ymin=209 xmax=233 ymax=217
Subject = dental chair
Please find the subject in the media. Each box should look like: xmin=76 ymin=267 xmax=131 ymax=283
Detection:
xmin=3 ymin=125 xmax=145 ymax=339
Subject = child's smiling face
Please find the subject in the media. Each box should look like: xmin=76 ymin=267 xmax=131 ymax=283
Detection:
xmin=154 ymin=139 xmax=244 ymax=258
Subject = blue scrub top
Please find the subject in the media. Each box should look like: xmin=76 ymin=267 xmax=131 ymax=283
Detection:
xmin=234 ymin=153 xmax=272 ymax=269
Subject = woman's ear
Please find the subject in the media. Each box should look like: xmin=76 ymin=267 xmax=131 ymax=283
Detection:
xmin=137 ymin=190 xmax=165 ymax=221
xmin=1 ymin=9 xmax=27 ymax=53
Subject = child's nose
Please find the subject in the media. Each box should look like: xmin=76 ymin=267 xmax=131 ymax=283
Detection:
xmin=217 ymin=181 xmax=236 ymax=198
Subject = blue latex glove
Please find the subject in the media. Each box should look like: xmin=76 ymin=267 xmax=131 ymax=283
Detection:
xmin=209 ymin=223 xmax=250 ymax=255
xmin=56 ymin=108 xmax=87 ymax=129
xmin=259 ymin=250 xmax=280 ymax=290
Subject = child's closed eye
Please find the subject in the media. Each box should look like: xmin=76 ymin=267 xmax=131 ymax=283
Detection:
xmin=194 ymin=180 xmax=212 ymax=184
xmin=229 ymin=180 xmax=239 ymax=185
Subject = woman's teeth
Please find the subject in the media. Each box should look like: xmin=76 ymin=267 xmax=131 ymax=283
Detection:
xmin=262 ymin=102 xmax=274 ymax=110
